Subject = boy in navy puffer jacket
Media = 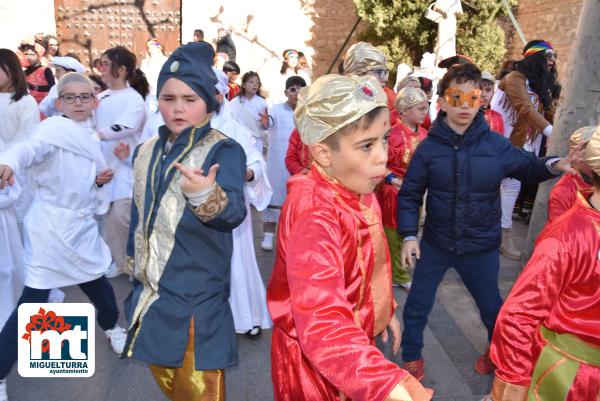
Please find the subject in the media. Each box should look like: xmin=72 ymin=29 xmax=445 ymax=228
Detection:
xmin=396 ymin=63 xmax=575 ymax=380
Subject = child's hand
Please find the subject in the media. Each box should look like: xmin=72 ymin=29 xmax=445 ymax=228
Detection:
xmin=96 ymin=168 xmax=114 ymax=186
xmin=259 ymin=107 xmax=270 ymax=129
xmin=401 ymin=240 xmax=420 ymax=268
xmin=0 ymin=164 xmax=15 ymax=189
xmin=174 ymin=163 xmax=219 ymax=194
xmin=113 ymin=142 xmax=131 ymax=161
xmin=246 ymin=168 xmax=254 ymax=182
xmin=380 ymin=313 xmax=402 ymax=355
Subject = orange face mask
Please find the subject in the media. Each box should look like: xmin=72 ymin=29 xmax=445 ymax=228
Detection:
xmin=444 ymin=87 xmax=482 ymax=108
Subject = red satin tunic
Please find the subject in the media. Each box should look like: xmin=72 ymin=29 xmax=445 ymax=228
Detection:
xmin=267 ymin=165 xmax=407 ymax=401
xmin=490 ymin=193 xmax=600 ymax=387
xmin=377 ymin=122 xmax=427 ymax=229
xmin=384 ymin=86 xmax=400 ymax=127
xmin=548 ymin=173 xmax=592 ymax=223
xmin=285 ymin=128 xmax=311 ymax=175
xmin=484 ymin=108 xmax=505 ymax=135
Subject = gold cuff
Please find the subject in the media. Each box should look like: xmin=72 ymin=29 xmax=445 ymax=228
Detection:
xmin=124 ymin=256 xmax=135 ymax=276
xmin=191 ymin=184 xmax=228 ymax=222
xmin=490 ymin=376 xmax=528 ymax=401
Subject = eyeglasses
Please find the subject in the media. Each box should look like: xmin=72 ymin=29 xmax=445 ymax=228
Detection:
xmin=545 ymin=50 xmax=557 ymax=61
xmin=370 ymin=69 xmax=389 ymax=81
xmin=444 ymin=87 xmax=481 ymax=108
xmin=59 ymin=93 xmax=95 ymax=104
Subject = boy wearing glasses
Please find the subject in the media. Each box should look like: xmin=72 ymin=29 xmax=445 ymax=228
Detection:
xmin=261 ymin=75 xmax=306 ymax=252
xmin=0 ymin=73 xmax=127 ymax=399
xmin=396 ymin=63 xmax=574 ymax=380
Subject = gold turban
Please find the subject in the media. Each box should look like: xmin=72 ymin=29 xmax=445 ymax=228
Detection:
xmin=568 ymin=126 xmax=595 ymax=152
xmin=343 ymin=42 xmax=387 ymax=76
xmin=584 ymin=126 xmax=600 ymax=175
xmin=294 ymin=74 xmax=388 ymax=145
xmin=395 ymin=87 xmax=428 ymax=112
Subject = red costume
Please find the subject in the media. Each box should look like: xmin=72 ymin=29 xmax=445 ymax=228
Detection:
xmin=384 ymin=86 xmax=400 ymax=126
xmin=548 ymin=173 xmax=592 ymax=223
xmin=489 ymin=193 xmax=600 ymax=401
xmin=285 ymin=128 xmax=311 ymax=175
xmin=24 ymin=65 xmax=53 ymax=105
xmin=484 ymin=108 xmax=504 ymax=135
xmin=227 ymin=82 xmax=240 ymax=101
xmin=377 ymin=122 xmax=427 ymax=229
xmin=267 ymin=165 xmax=430 ymax=401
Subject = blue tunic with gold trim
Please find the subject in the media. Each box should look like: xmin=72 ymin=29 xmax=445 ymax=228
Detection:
xmin=123 ymin=121 xmax=247 ymax=370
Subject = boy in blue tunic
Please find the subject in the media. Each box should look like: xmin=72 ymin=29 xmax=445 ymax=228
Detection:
xmin=122 ymin=41 xmax=247 ymax=400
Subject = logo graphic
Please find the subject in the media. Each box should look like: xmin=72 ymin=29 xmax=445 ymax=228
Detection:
xmin=18 ymin=303 xmax=95 ymax=377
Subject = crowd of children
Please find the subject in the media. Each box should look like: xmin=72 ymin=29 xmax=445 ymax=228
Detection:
xmin=0 ymin=28 xmax=598 ymax=401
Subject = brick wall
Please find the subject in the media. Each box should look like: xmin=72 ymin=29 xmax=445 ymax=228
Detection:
xmin=502 ymin=0 xmax=583 ymax=75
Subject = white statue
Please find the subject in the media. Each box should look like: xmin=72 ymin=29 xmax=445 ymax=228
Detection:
xmin=425 ymin=0 xmax=463 ymax=65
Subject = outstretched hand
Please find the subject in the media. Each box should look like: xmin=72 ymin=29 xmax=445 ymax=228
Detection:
xmin=174 ymin=163 xmax=219 ymax=194
xmin=0 ymin=164 xmax=14 ymax=189
xmin=113 ymin=142 xmax=131 ymax=161
xmin=380 ymin=313 xmax=402 ymax=355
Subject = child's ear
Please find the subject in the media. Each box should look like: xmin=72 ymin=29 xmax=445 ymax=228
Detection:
xmin=310 ymin=143 xmax=333 ymax=168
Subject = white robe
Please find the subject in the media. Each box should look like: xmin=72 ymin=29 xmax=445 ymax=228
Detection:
xmin=266 ymin=102 xmax=294 ymax=208
xmin=0 ymin=117 xmax=111 ymax=289
xmin=229 ymin=95 xmax=269 ymax=153
xmin=0 ymin=139 xmax=23 ymax=331
xmin=212 ymin=100 xmax=274 ymax=332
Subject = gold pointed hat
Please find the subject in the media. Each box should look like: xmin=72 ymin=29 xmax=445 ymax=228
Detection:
xmin=294 ymin=74 xmax=388 ymax=145
xmin=343 ymin=42 xmax=387 ymax=76
xmin=395 ymin=87 xmax=428 ymax=112
xmin=584 ymin=126 xmax=600 ymax=175
xmin=568 ymin=126 xmax=595 ymax=151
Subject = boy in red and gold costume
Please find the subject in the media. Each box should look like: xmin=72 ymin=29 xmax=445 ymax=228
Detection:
xmin=267 ymin=74 xmax=433 ymax=401
xmin=377 ymin=87 xmax=429 ymax=289
xmin=488 ymin=127 xmax=600 ymax=401
xmin=480 ymin=71 xmax=504 ymax=135
xmin=547 ymin=126 xmax=595 ymax=223
xmin=285 ymin=128 xmax=311 ymax=175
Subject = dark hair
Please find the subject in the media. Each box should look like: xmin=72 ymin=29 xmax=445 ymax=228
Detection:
xmin=498 ymin=60 xmax=516 ymax=80
xmin=64 ymin=52 xmax=81 ymax=62
xmin=88 ymin=73 xmax=108 ymax=92
xmin=437 ymin=63 xmax=481 ymax=96
xmin=514 ymin=40 xmax=557 ymax=109
xmin=592 ymin=171 xmax=600 ymax=190
xmin=18 ymin=43 xmax=37 ymax=55
xmin=285 ymin=75 xmax=307 ymax=89
xmin=337 ymin=60 xmax=345 ymax=74
xmin=0 ymin=48 xmax=29 ymax=102
xmin=321 ymin=106 xmax=387 ymax=151
xmin=92 ymin=58 xmax=101 ymax=68
xmin=42 ymin=35 xmax=60 ymax=56
xmin=240 ymin=71 xmax=264 ymax=99
xmin=194 ymin=29 xmax=204 ymax=40
xmin=101 ymin=46 xmax=149 ymax=99
xmin=222 ymin=60 xmax=240 ymax=74
xmin=418 ymin=77 xmax=433 ymax=93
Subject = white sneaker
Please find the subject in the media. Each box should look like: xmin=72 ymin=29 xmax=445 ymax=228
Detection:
xmin=48 ymin=288 xmax=65 ymax=303
xmin=105 ymin=262 xmax=123 ymax=279
xmin=261 ymin=232 xmax=274 ymax=251
xmin=0 ymin=379 xmax=8 ymax=401
xmin=105 ymin=325 xmax=127 ymax=355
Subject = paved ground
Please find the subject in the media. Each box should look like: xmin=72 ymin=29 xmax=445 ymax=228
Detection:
xmin=5 ymin=212 xmax=530 ymax=401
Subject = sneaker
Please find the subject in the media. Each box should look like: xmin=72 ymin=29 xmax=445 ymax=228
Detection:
xmin=105 ymin=325 xmax=127 ymax=355
xmin=260 ymin=232 xmax=274 ymax=251
xmin=403 ymin=358 xmax=425 ymax=381
xmin=48 ymin=288 xmax=65 ymax=303
xmin=392 ymin=281 xmax=412 ymax=291
xmin=474 ymin=349 xmax=495 ymax=375
xmin=0 ymin=379 xmax=7 ymax=401
xmin=500 ymin=228 xmax=521 ymax=260
xmin=245 ymin=326 xmax=262 ymax=339
xmin=105 ymin=262 xmax=123 ymax=279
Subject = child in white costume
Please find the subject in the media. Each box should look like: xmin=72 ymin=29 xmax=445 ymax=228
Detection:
xmin=261 ymin=76 xmax=307 ymax=251
xmin=0 ymin=138 xmax=22 ymax=333
xmin=212 ymin=69 xmax=274 ymax=336
xmin=0 ymin=73 xmax=128 ymax=401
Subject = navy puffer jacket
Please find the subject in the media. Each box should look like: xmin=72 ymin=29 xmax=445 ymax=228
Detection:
xmin=397 ymin=111 xmax=558 ymax=255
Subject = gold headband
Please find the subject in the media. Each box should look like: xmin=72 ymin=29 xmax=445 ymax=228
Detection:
xmin=568 ymin=126 xmax=595 ymax=152
xmin=343 ymin=42 xmax=387 ymax=76
xmin=294 ymin=74 xmax=388 ymax=145
xmin=395 ymin=87 xmax=428 ymax=112
xmin=584 ymin=126 xmax=600 ymax=176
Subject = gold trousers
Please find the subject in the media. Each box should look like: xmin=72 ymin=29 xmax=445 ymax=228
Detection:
xmin=149 ymin=319 xmax=225 ymax=401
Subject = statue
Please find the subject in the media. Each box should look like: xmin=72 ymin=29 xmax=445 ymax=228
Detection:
xmin=425 ymin=0 xmax=463 ymax=66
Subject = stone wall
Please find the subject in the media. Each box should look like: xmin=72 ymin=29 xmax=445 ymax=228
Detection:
xmin=502 ymin=0 xmax=583 ymax=75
